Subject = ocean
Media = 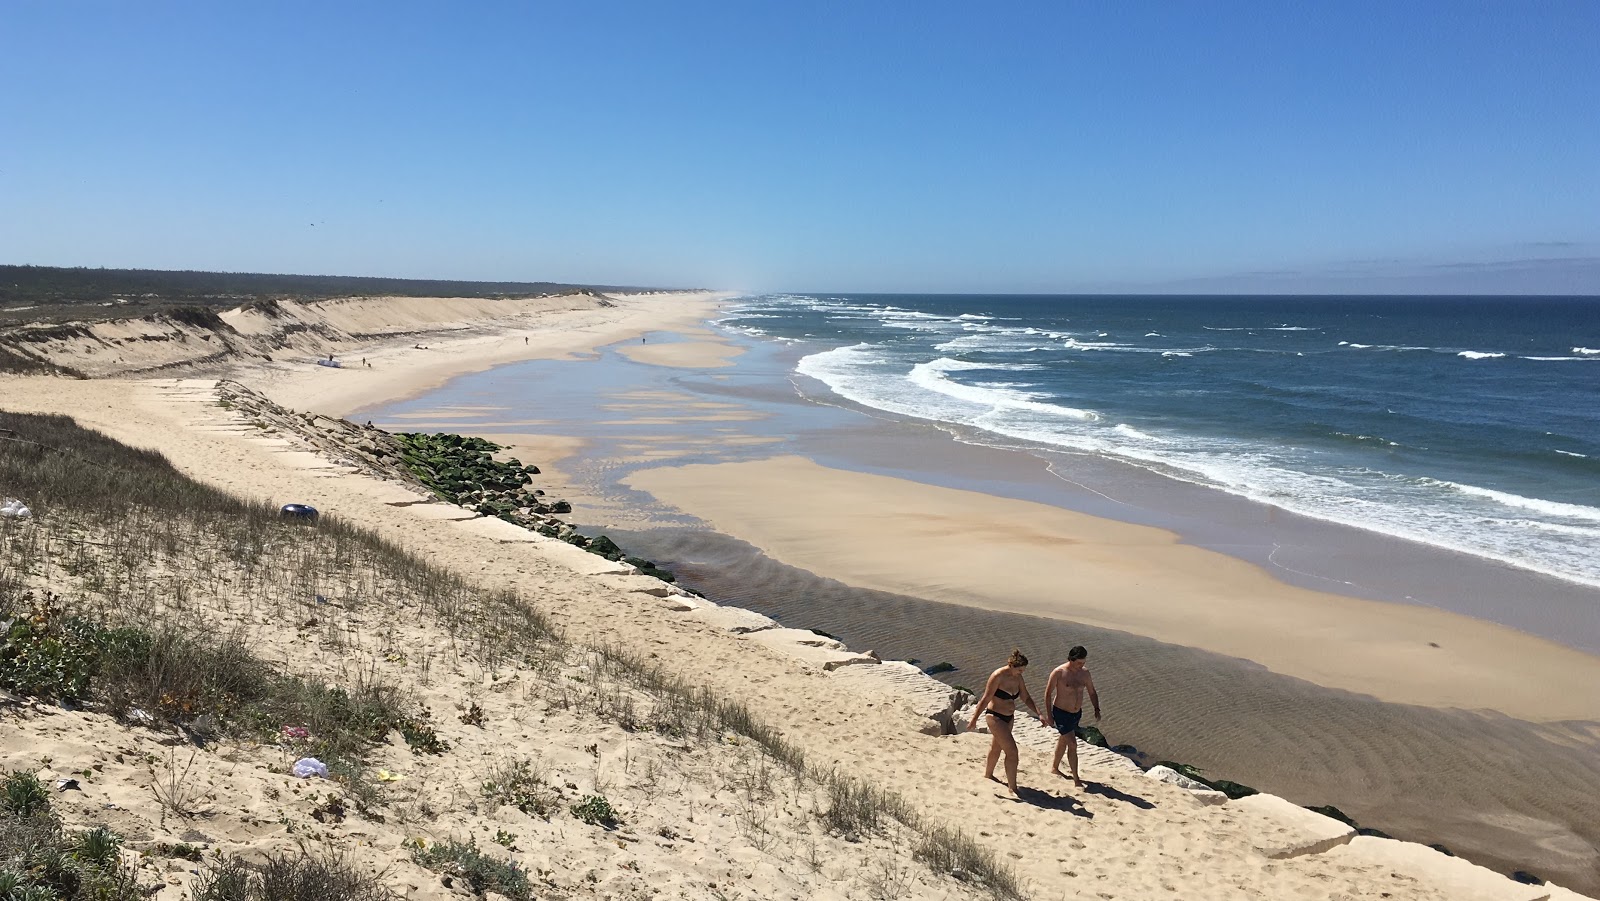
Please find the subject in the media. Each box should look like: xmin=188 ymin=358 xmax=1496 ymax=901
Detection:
xmin=717 ymin=294 xmax=1600 ymax=590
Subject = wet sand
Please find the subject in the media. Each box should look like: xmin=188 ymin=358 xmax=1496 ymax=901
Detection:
xmin=604 ymin=524 xmax=1600 ymax=885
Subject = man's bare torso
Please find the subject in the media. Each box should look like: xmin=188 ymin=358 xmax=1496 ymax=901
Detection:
xmin=1049 ymin=665 xmax=1091 ymax=712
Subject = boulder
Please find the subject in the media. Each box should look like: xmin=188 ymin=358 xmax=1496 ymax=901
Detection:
xmin=1144 ymin=765 xmax=1210 ymax=792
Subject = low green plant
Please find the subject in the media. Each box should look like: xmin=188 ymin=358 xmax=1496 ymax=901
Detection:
xmin=150 ymin=842 xmax=203 ymax=862
xmin=1 ymin=772 xmax=49 ymax=819
xmin=481 ymin=759 xmax=559 ymax=819
xmin=191 ymin=849 xmax=391 ymax=901
xmin=397 ymin=718 xmax=448 ymax=755
xmin=190 ymin=856 xmax=252 ymax=901
xmin=568 ymin=795 xmax=618 ymax=827
xmin=410 ymin=839 xmax=531 ymax=901
xmin=0 ymin=809 xmax=142 ymax=901
xmin=0 ymin=596 xmax=107 ymax=702
xmin=70 ymin=828 xmax=119 ymax=867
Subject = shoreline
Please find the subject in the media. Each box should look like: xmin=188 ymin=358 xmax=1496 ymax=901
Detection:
xmin=623 ymin=455 xmax=1600 ymax=721
xmin=4 ymin=294 xmax=1596 ymax=896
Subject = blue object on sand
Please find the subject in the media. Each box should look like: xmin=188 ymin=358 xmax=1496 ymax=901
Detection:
xmin=280 ymin=503 xmax=319 ymax=521
xmin=316 ymin=358 xmax=342 ymax=368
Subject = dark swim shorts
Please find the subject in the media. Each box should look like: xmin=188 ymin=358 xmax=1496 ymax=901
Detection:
xmin=1050 ymin=707 xmax=1082 ymax=735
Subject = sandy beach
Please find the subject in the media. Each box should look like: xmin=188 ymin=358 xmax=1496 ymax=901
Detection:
xmin=4 ymin=291 xmax=1596 ymax=900
xmin=623 ymin=455 xmax=1600 ymax=721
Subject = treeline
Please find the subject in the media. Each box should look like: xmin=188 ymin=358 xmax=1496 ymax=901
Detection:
xmin=0 ymin=265 xmax=670 ymax=307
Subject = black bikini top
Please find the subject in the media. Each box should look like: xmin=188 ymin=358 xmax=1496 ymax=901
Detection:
xmin=994 ymin=687 xmax=1019 ymax=701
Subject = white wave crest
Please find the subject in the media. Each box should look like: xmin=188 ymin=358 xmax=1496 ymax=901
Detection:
xmin=908 ymin=358 xmax=1098 ymax=420
xmin=1112 ymin=424 xmax=1169 ymax=443
xmin=1573 ymin=347 xmax=1600 ymax=355
xmin=1457 ymin=351 xmax=1505 ymax=360
xmin=1424 ymin=479 xmax=1600 ymax=523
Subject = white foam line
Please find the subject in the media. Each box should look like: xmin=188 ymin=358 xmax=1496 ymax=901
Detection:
xmin=1265 ymin=543 xmax=1360 ymax=588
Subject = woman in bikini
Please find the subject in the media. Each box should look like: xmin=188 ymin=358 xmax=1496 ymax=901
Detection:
xmin=965 ymin=649 xmax=1039 ymax=796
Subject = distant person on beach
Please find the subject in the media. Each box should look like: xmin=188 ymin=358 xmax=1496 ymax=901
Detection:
xmin=1042 ymin=645 xmax=1101 ymax=787
xmin=966 ymin=649 xmax=1039 ymax=796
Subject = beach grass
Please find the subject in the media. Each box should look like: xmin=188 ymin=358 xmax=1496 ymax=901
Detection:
xmin=0 ymin=408 xmax=1023 ymax=900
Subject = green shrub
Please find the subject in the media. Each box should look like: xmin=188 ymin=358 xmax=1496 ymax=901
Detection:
xmin=481 ymin=759 xmax=559 ymax=819
xmin=192 ymin=849 xmax=391 ymax=901
xmin=0 ymin=597 xmax=106 ymax=702
xmin=0 ymin=812 xmax=141 ymax=901
xmin=411 ymin=839 xmax=531 ymax=901
xmin=568 ymin=795 xmax=618 ymax=827
xmin=0 ymin=772 xmax=49 ymax=819
xmin=397 ymin=719 xmax=448 ymax=755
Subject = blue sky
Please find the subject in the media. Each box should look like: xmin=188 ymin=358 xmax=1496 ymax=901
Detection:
xmin=3 ymin=2 xmax=1597 ymax=293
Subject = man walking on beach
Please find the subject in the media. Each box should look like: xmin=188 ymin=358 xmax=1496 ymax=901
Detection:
xmin=1042 ymin=646 xmax=1100 ymax=787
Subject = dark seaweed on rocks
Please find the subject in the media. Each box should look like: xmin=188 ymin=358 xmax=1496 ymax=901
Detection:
xmin=1153 ymin=760 xmax=1259 ymax=799
xmin=392 ymin=432 xmax=674 ymax=583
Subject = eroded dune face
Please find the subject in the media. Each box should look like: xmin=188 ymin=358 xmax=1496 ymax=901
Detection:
xmin=0 ymin=293 xmax=606 ymax=377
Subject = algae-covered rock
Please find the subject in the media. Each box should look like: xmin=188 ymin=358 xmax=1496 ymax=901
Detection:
xmin=1306 ymin=805 xmax=1356 ymax=827
xmin=585 ymin=535 xmax=624 ymax=560
xmin=1210 ymin=779 xmax=1259 ymax=800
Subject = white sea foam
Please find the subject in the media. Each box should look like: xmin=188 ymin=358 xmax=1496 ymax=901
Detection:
xmin=957 ymin=313 xmax=990 ymax=321
xmin=1144 ymin=332 xmax=1163 ymax=337
xmin=1457 ymin=351 xmax=1506 ymax=360
xmin=1162 ymin=351 xmax=1192 ymax=358
xmin=907 ymin=358 xmax=1099 ymax=420
xmin=1554 ymin=450 xmax=1589 ymax=458
xmin=761 ymin=295 xmax=1600 ymax=589
xmin=1424 ymin=479 xmax=1600 ymax=523
xmin=1112 ymin=424 xmax=1168 ymax=443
